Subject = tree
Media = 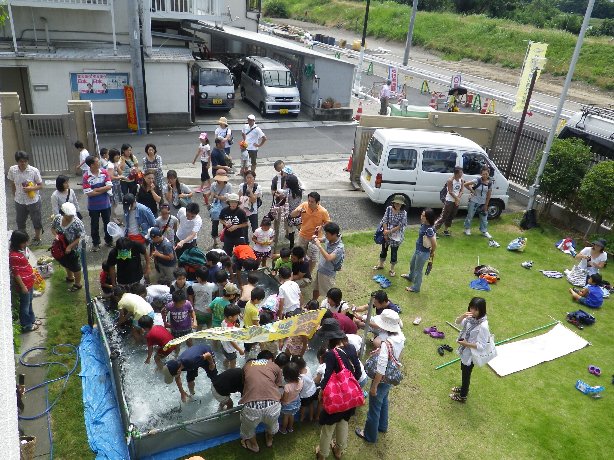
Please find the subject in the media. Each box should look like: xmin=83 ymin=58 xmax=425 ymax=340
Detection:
xmin=577 ymin=160 xmax=614 ymax=236
xmin=527 ymin=138 xmax=592 ymax=213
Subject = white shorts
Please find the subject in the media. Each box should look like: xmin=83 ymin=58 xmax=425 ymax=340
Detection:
xmin=240 ymin=401 xmax=281 ymax=439
xmin=211 ymin=385 xmax=231 ymax=404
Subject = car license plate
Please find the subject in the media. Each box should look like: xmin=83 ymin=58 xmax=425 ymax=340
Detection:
xmin=366 ymin=172 xmax=371 ymax=182
xmin=279 ymin=109 xmax=289 ymax=114
xmin=212 ymin=98 xmax=223 ymax=104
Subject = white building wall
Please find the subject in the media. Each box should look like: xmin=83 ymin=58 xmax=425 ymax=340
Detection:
xmin=313 ymin=57 xmax=353 ymax=107
xmin=144 ymin=62 xmax=190 ymax=114
xmin=25 ymin=60 xmax=131 ymax=115
xmin=226 ymin=0 xmax=258 ymax=32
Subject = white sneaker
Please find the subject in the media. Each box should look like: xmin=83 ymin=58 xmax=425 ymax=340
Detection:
xmin=482 ymin=231 xmax=492 ymax=239
xmin=464 ymin=229 xmax=471 ymax=236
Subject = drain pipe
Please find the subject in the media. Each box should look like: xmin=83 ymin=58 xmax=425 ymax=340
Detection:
xmin=40 ymin=17 xmax=51 ymax=52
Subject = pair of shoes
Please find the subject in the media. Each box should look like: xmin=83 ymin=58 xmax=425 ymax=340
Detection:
xmin=380 ymin=278 xmax=392 ymax=288
xmin=588 ymin=365 xmax=602 ymax=376
xmin=423 ymin=325 xmax=437 ymax=334
xmin=31 ymin=239 xmax=42 ymax=246
xmin=521 ymin=261 xmax=533 ymax=269
xmin=91 ymin=245 xmax=101 ymax=252
xmin=68 ymin=284 xmax=83 ymax=292
xmin=443 ymin=230 xmax=451 ymax=237
xmin=566 ymin=315 xmax=584 ymax=330
xmin=489 ymin=240 xmax=500 ymax=248
xmin=464 ymin=229 xmax=471 ymax=236
xmin=412 ymin=317 xmax=422 ymax=325
xmin=482 ymin=231 xmax=492 ymax=239
xmin=449 ymin=393 xmax=467 ymax=403
xmin=438 ymin=344 xmax=453 ymax=355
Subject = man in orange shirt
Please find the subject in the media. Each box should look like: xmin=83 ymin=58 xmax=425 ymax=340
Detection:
xmin=289 ymin=191 xmax=330 ymax=275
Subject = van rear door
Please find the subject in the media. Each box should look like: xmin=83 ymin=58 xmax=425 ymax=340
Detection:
xmin=414 ymin=149 xmax=458 ymax=207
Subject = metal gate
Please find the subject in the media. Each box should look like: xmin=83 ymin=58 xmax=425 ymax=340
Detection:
xmin=15 ymin=113 xmax=77 ymax=174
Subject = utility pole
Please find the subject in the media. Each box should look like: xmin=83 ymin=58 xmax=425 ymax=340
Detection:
xmin=127 ymin=0 xmax=148 ymax=134
xmin=526 ymin=0 xmax=595 ymax=213
xmin=402 ymin=0 xmax=418 ymax=66
xmin=353 ymin=0 xmax=371 ymax=95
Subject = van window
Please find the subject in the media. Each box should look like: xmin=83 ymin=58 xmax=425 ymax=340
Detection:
xmin=462 ymin=152 xmax=494 ymax=176
xmin=248 ymin=66 xmax=261 ymax=81
xmin=387 ymin=148 xmax=417 ymax=170
xmin=421 ymin=150 xmax=457 ymax=173
xmin=263 ymin=70 xmax=296 ymax=88
xmin=199 ymin=69 xmax=233 ymax=86
xmin=366 ymin=137 xmax=384 ymax=165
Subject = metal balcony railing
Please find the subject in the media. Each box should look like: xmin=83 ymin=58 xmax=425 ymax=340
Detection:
xmin=8 ymin=0 xmax=111 ymax=9
xmin=151 ymin=0 xmax=220 ymax=17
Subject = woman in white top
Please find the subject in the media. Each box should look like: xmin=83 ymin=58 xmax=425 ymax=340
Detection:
xmin=163 ymin=169 xmax=193 ymax=216
xmin=450 ymin=297 xmax=491 ymax=403
xmin=238 ymin=170 xmax=263 ymax=235
xmin=51 ymin=175 xmax=81 ymax=218
xmin=573 ymin=239 xmax=608 ymax=277
xmin=434 ymin=166 xmax=464 ymax=236
xmin=355 ymin=309 xmax=405 ymax=443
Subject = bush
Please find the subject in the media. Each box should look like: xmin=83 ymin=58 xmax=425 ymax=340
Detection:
xmin=547 ymin=13 xmax=583 ymax=34
xmin=597 ymin=18 xmax=614 ymax=37
xmin=527 ymin=138 xmax=592 ymax=211
xmin=263 ymin=0 xmax=289 ymax=18
xmin=577 ymin=160 xmax=614 ymax=233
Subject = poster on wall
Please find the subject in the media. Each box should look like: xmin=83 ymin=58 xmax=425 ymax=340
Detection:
xmin=70 ymin=72 xmax=129 ymax=100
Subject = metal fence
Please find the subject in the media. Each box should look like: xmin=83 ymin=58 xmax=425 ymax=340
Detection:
xmin=489 ymin=118 xmax=548 ymax=187
xmin=15 ymin=113 xmax=77 ymax=174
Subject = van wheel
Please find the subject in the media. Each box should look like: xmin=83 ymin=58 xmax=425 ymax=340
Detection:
xmin=487 ymin=199 xmax=504 ymax=219
xmin=240 ymin=87 xmax=247 ymax=101
xmin=384 ymin=194 xmax=410 ymax=210
xmin=259 ymin=103 xmax=267 ymax=117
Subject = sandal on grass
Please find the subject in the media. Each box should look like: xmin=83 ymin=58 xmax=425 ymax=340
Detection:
xmin=34 ymin=319 xmax=42 ymax=326
xmin=389 ymin=270 xmax=396 ymax=277
xmin=68 ymin=284 xmax=83 ymax=292
xmin=449 ymin=393 xmax=467 ymax=403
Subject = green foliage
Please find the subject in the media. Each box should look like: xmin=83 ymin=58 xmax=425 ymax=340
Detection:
xmin=528 ymin=138 xmax=592 ymax=209
xmin=547 ymin=13 xmax=583 ymax=34
xmin=268 ymin=0 xmax=614 ymax=90
xmin=263 ymin=0 xmax=290 ymax=18
xmin=578 ymin=160 xmax=614 ymax=229
xmin=596 ymin=18 xmax=614 ymax=37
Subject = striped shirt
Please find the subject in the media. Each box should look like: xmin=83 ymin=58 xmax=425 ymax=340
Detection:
xmin=83 ymin=169 xmax=112 ymax=211
xmin=9 ymin=250 xmax=35 ymax=290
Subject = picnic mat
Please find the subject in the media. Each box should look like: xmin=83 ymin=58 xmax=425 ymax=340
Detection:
xmin=488 ymin=323 xmax=589 ymax=377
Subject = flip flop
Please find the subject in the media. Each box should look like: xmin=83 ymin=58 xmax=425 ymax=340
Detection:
xmin=380 ymin=279 xmax=392 ymax=288
xmin=423 ymin=325 xmax=437 ymax=334
xmin=430 ymin=331 xmax=445 ymax=339
xmin=372 ymin=275 xmax=385 ymax=282
xmin=240 ymin=439 xmax=259 ymax=453
xmin=589 ymin=365 xmax=601 ymax=376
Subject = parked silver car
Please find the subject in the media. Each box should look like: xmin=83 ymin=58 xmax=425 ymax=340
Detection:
xmin=240 ymin=56 xmax=301 ymax=117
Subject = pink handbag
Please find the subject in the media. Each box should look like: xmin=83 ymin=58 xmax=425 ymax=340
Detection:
xmin=322 ymin=348 xmax=365 ymax=414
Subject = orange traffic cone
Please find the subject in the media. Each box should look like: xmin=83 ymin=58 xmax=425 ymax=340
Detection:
xmin=344 ymin=150 xmax=354 ymax=172
xmin=355 ymin=101 xmax=363 ymax=121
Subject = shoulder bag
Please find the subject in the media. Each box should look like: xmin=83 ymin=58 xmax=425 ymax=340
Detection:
xmin=422 ymin=227 xmax=435 ymax=249
xmin=322 ymin=348 xmax=364 ymax=414
xmin=374 ymin=206 xmax=391 ymax=245
xmin=51 ymin=234 xmax=68 ymax=260
xmin=209 ymin=199 xmax=223 ymax=220
xmin=470 ymin=327 xmax=497 ymax=367
xmin=364 ymin=340 xmax=404 ymax=385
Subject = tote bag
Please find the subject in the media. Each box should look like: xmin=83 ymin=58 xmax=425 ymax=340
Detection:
xmin=322 ymin=349 xmax=364 ymax=414
xmin=364 ymin=340 xmax=404 ymax=385
xmin=470 ymin=333 xmax=497 ymax=367
xmin=209 ymin=199 xmax=223 ymax=220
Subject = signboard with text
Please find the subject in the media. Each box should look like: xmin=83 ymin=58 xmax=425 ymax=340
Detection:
xmin=388 ymin=66 xmax=398 ymax=93
xmin=70 ymin=72 xmax=129 ymax=100
xmin=124 ymin=85 xmax=138 ymax=132
xmin=513 ymin=42 xmax=548 ymax=113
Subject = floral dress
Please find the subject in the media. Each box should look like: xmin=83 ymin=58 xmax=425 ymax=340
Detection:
xmin=143 ymin=154 xmax=164 ymax=192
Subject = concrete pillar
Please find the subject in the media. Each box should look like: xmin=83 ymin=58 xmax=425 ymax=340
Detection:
xmin=67 ymin=100 xmax=95 ymax=156
xmin=1 ymin=93 xmax=22 ymax=173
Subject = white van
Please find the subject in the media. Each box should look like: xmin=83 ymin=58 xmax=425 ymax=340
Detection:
xmin=360 ymin=129 xmax=509 ymax=218
xmin=192 ymin=60 xmax=235 ymax=111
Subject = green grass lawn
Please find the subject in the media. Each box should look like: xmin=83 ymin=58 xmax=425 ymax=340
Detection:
xmin=196 ymin=212 xmax=614 ymax=459
xmin=269 ymin=0 xmax=614 ymax=90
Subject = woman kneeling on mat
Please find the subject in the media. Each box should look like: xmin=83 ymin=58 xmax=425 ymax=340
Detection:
xmin=450 ymin=297 xmax=490 ymax=403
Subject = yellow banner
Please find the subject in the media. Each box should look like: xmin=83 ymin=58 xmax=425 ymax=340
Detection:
xmin=164 ymin=309 xmax=326 ymax=349
xmin=513 ymin=42 xmax=548 ymax=113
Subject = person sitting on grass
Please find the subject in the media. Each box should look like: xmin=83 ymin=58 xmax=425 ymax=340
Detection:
xmin=352 ymin=290 xmax=402 ymax=329
xmin=163 ymin=343 xmax=218 ymax=403
xmin=570 ymin=273 xmax=604 ymax=309
xmin=117 ymin=292 xmax=155 ymax=343
xmin=138 ymin=315 xmax=177 ymax=369
xmin=221 ymin=304 xmax=245 ymax=369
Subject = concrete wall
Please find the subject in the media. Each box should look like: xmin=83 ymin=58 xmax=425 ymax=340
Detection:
xmin=4 ymin=3 xmax=130 ymax=45
xmin=313 ymin=57 xmax=353 ymax=108
xmin=145 ymin=61 xmax=191 ymax=129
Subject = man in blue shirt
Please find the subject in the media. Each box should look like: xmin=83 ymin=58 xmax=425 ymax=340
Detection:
xmin=163 ymin=344 xmax=218 ymax=402
xmin=312 ymin=222 xmax=345 ymax=301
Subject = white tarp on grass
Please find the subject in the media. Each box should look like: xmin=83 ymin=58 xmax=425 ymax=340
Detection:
xmin=488 ymin=323 xmax=590 ymax=377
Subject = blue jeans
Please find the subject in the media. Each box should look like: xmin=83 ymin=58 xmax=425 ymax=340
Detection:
xmin=363 ymin=382 xmax=391 ymax=442
xmin=464 ymin=201 xmax=488 ymax=234
xmin=407 ymin=249 xmax=430 ymax=292
xmin=19 ymin=288 xmax=36 ymax=330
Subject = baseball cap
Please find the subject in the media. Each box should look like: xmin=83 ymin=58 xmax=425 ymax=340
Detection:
xmin=224 ymin=283 xmax=240 ymax=296
xmin=149 ymin=227 xmax=162 ymax=238
xmin=122 ymin=193 xmax=135 ymax=212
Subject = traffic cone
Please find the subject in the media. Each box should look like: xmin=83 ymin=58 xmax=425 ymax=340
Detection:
xmin=429 ymin=93 xmax=437 ymax=109
xmin=344 ymin=150 xmax=354 ymax=172
xmin=354 ymin=101 xmax=363 ymax=121
xmin=480 ymin=98 xmax=490 ymax=114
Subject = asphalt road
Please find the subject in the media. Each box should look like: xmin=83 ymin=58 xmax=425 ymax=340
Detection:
xmin=98 ymin=124 xmax=357 ymax=164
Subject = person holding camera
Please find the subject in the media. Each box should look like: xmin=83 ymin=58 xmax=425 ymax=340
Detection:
xmin=463 ymin=165 xmax=492 ymax=239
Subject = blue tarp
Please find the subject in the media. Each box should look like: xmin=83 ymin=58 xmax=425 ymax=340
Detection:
xmin=79 ymin=325 xmax=130 ymax=460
